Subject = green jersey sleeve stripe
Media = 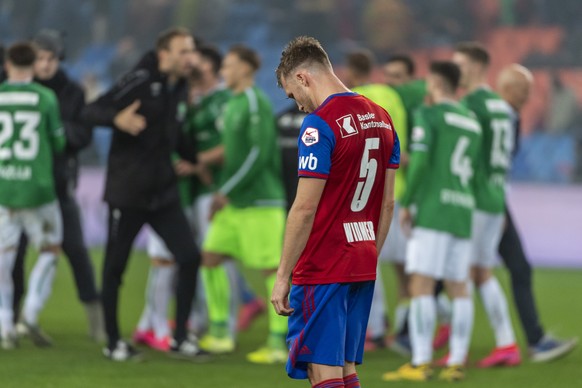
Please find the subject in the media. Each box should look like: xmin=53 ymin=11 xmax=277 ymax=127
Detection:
xmin=410 ymin=144 xmax=428 ymax=152
xmin=219 ymin=146 xmax=260 ymax=195
xmin=0 ymin=92 xmax=39 ymax=105
xmin=444 ymin=112 xmax=481 ymax=134
xmin=244 ymin=87 xmax=259 ymax=114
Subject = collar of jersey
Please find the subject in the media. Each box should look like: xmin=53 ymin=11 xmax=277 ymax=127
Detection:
xmin=313 ymin=92 xmax=357 ymax=114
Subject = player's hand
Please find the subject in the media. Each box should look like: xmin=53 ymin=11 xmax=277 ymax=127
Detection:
xmin=209 ymin=193 xmax=228 ymax=220
xmin=271 ymin=278 xmax=293 ymax=316
xmin=174 ymin=159 xmax=198 ymax=176
xmin=400 ymin=207 xmax=413 ymax=238
xmin=113 ymin=100 xmax=146 ymax=136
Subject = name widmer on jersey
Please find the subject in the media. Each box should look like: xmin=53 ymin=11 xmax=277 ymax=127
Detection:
xmin=357 ymin=112 xmax=392 ymax=130
xmin=343 ymin=221 xmax=376 ymax=243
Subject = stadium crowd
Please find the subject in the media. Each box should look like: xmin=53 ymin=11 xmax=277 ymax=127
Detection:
xmin=0 ymin=22 xmax=578 ymax=387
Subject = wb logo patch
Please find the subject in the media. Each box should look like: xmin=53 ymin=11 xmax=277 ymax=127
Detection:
xmin=336 ymin=114 xmax=358 ymax=138
xmin=301 ymin=127 xmax=319 ymax=146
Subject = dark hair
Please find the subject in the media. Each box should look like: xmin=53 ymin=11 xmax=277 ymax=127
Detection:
xmin=229 ymin=44 xmax=260 ymax=72
xmin=430 ymin=61 xmax=461 ymax=91
xmin=386 ymin=54 xmax=415 ymax=76
xmin=156 ymin=27 xmax=191 ymax=51
xmin=32 ymin=29 xmax=65 ymax=60
xmin=6 ymin=42 xmax=36 ymax=68
xmin=198 ymin=45 xmax=223 ymax=75
xmin=276 ymin=36 xmax=331 ymax=87
xmin=346 ymin=49 xmax=375 ymax=77
xmin=455 ymin=41 xmax=490 ymax=66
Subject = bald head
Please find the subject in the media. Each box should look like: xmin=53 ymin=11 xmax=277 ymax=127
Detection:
xmin=497 ymin=64 xmax=533 ymax=111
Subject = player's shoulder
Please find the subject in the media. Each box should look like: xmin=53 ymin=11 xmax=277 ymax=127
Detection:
xmin=27 ymin=82 xmax=58 ymax=105
xmin=243 ymin=86 xmax=271 ymax=112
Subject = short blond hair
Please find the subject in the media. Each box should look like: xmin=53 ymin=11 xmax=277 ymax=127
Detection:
xmin=276 ymin=36 xmax=331 ymax=87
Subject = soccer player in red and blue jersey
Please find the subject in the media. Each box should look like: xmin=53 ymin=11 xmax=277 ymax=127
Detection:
xmin=272 ymin=36 xmax=400 ymax=388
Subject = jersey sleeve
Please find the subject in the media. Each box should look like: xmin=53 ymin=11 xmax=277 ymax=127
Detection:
xmin=400 ymin=107 xmax=432 ymax=207
xmin=297 ymin=114 xmax=336 ymax=179
xmin=45 ymin=91 xmax=65 ymax=154
xmin=388 ymin=130 xmax=400 ymax=169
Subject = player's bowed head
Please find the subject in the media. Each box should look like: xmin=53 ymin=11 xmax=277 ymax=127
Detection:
xmin=276 ymin=36 xmax=350 ymax=114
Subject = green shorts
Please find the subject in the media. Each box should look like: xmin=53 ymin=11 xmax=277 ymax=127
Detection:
xmin=203 ymin=205 xmax=285 ymax=269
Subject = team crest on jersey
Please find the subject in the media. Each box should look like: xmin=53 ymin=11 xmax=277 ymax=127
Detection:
xmin=336 ymin=114 xmax=358 ymax=138
xmin=412 ymin=126 xmax=425 ymax=142
xmin=301 ymin=127 xmax=319 ymax=146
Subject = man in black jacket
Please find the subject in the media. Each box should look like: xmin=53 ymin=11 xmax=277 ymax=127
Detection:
xmin=82 ymin=27 xmax=204 ymax=361
xmin=10 ymin=29 xmax=103 ymax=347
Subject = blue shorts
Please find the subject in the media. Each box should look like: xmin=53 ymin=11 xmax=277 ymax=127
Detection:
xmin=286 ymin=281 xmax=374 ymax=380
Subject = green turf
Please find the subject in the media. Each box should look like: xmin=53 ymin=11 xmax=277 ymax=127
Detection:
xmin=0 ymin=250 xmax=580 ymax=387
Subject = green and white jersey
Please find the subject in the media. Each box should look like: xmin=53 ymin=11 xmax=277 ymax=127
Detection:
xmin=0 ymin=81 xmax=64 ymax=208
xmin=461 ymin=87 xmax=513 ymax=214
xmin=186 ymin=87 xmax=230 ymax=197
xmin=217 ymin=86 xmax=285 ymax=208
xmin=401 ymin=101 xmax=482 ymax=238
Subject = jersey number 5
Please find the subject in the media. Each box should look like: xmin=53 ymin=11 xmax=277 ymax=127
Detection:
xmin=0 ymin=111 xmax=40 ymax=160
xmin=351 ymin=137 xmax=380 ymax=212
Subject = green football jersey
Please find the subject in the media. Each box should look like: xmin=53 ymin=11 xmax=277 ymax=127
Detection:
xmin=401 ymin=101 xmax=482 ymax=238
xmin=186 ymin=87 xmax=230 ymax=197
xmin=217 ymin=86 xmax=285 ymax=208
xmin=394 ymin=79 xmax=427 ymax=145
xmin=0 ymin=82 xmax=64 ymax=208
xmin=461 ymin=87 xmax=513 ymax=214
xmin=352 ymin=83 xmax=408 ymax=201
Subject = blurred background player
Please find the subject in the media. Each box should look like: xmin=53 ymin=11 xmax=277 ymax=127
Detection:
xmin=82 ymin=27 xmax=204 ymax=361
xmin=10 ymin=29 xmax=103 ymax=345
xmin=495 ymin=63 xmax=578 ymax=362
xmin=272 ymin=35 xmax=399 ymax=388
xmin=198 ymin=44 xmax=288 ymax=364
xmin=384 ymin=61 xmax=481 ymax=382
xmin=189 ymin=45 xmax=267 ymax=334
xmin=451 ymin=42 xmax=521 ymax=368
xmin=0 ymin=42 xmax=65 ymax=349
xmin=342 ymin=49 xmax=408 ymax=352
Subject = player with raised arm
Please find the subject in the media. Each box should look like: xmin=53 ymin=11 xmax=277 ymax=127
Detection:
xmin=451 ymin=42 xmax=521 ymax=368
xmin=0 ymin=42 xmax=65 ymax=349
xmin=383 ymin=61 xmax=481 ymax=382
xmin=272 ymin=36 xmax=399 ymax=388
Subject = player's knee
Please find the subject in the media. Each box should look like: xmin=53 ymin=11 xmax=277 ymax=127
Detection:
xmin=202 ymin=251 xmax=224 ymax=267
xmin=150 ymin=257 xmax=175 ymax=267
xmin=408 ymin=274 xmax=434 ymax=296
xmin=444 ymin=280 xmax=469 ymax=298
xmin=41 ymin=245 xmax=61 ymax=255
xmin=472 ymin=266 xmax=491 ymax=286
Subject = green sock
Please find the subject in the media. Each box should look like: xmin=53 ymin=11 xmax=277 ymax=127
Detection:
xmin=201 ymin=266 xmax=230 ymax=338
xmin=265 ymin=272 xmax=288 ymax=350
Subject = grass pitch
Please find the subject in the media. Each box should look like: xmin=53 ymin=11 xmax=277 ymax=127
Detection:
xmin=0 ymin=249 xmax=580 ymax=387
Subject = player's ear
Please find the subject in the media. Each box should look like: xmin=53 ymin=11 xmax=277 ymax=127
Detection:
xmin=296 ymin=72 xmax=308 ymax=87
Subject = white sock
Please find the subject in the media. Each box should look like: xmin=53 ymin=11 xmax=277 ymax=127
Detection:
xmin=449 ymin=297 xmax=474 ymax=366
xmin=367 ymin=266 xmax=387 ymax=339
xmin=394 ymin=301 xmax=410 ymax=334
xmin=409 ymin=295 xmax=436 ymax=365
xmin=150 ymin=264 xmax=176 ymax=339
xmin=436 ymin=293 xmax=452 ymax=324
xmin=136 ymin=266 xmax=157 ymax=332
xmin=0 ymin=250 xmax=17 ymax=337
xmin=23 ymin=251 xmax=57 ymax=326
xmin=479 ymin=277 xmax=516 ymax=348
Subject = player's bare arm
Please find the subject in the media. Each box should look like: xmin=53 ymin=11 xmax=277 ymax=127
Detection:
xmin=376 ymin=169 xmax=396 ymax=253
xmin=197 ymin=144 xmax=225 ymax=165
xmin=271 ymin=177 xmax=326 ymax=316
